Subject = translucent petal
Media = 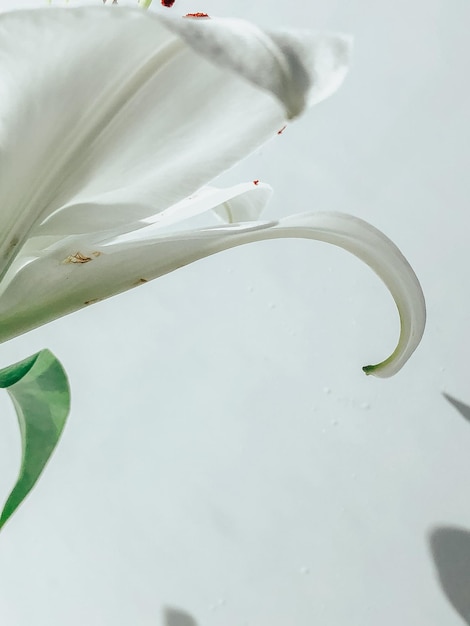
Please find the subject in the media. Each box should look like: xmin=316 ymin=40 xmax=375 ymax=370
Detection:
xmin=159 ymin=14 xmax=352 ymax=119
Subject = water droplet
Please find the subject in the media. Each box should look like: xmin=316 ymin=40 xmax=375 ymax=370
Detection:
xmin=359 ymin=402 xmax=370 ymax=410
xmin=323 ymin=387 xmax=331 ymax=395
xmin=331 ymin=419 xmax=338 ymax=426
xmin=209 ymin=599 xmax=226 ymax=611
xmin=300 ymin=566 xmax=310 ymax=575
xmin=268 ymin=302 xmax=276 ymax=309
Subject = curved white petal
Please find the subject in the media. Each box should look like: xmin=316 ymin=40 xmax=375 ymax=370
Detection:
xmin=0 ymin=182 xmax=272 ymax=342
xmin=9 ymin=181 xmax=272 ymax=268
xmin=0 ymin=7 xmax=351 ymax=279
xmin=0 ymin=212 xmax=425 ymax=377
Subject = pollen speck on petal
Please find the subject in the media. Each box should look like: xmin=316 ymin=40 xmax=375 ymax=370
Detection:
xmin=184 ymin=13 xmax=210 ymax=19
xmin=161 ymin=0 xmax=175 ymax=7
xmin=63 ymin=252 xmax=93 ymax=264
xmin=277 ymin=125 xmax=287 ymax=135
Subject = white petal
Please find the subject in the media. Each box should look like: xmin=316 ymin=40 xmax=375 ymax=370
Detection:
xmin=10 ymin=180 xmax=272 ymax=270
xmin=159 ymin=15 xmax=352 ymax=118
xmin=144 ymin=182 xmax=273 ymax=230
xmin=0 ymin=7 xmax=350 ymax=278
xmin=0 ymin=212 xmax=425 ymax=377
xmin=0 ymin=183 xmax=271 ymax=342
xmin=35 ymin=181 xmax=272 ymax=237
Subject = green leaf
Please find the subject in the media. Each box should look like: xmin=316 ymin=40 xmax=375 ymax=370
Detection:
xmin=0 ymin=349 xmax=70 ymax=529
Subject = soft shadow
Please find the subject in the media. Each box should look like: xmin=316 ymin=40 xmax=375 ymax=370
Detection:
xmin=429 ymin=526 xmax=470 ymax=624
xmin=443 ymin=393 xmax=470 ymax=423
xmin=164 ymin=607 xmax=198 ymax=626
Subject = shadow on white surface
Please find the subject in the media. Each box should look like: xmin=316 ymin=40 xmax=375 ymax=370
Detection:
xmin=429 ymin=527 xmax=470 ymax=625
xmin=164 ymin=607 xmax=198 ymax=626
xmin=443 ymin=394 xmax=470 ymax=424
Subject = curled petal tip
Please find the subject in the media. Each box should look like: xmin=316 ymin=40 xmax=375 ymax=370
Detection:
xmin=198 ymin=211 xmax=426 ymax=377
xmin=363 ymin=363 xmax=385 ymax=377
xmin=363 ymin=284 xmax=426 ymax=378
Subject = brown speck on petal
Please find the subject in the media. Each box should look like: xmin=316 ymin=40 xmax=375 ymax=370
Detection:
xmin=184 ymin=12 xmax=210 ymax=18
xmin=63 ymin=252 xmax=93 ymax=264
xmin=277 ymin=125 xmax=287 ymax=135
xmin=8 ymin=236 xmax=19 ymax=251
xmin=91 ymin=251 xmax=102 ymax=257
xmin=253 ymin=179 xmax=260 ymax=185
xmin=134 ymin=278 xmax=148 ymax=285
xmin=161 ymin=0 xmax=175 ymax=7
xmin=84 ymin=298 xmax=101 ymax=306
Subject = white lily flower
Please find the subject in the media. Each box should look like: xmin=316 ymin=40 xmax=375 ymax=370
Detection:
xmin=0 ymin=6 xmax=425 ymax=377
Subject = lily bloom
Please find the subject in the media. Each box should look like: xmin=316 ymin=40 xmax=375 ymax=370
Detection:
xmin=0 ymin=6 xmax=425 ymax=377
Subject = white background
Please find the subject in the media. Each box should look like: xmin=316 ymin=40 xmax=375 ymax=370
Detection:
xmin=0 ymin=0 xmax=469 ymax=625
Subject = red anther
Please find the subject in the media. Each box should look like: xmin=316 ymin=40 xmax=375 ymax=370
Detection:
xmin=253 ymin=180 xmax=260 ymax=186
xmin=161 ymin=0 xmax=175 ymax=7
xmin=277 ymin=125 xmax=287 ymax=135
xmin=184 ymin=12 xmax=210 ymax=18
